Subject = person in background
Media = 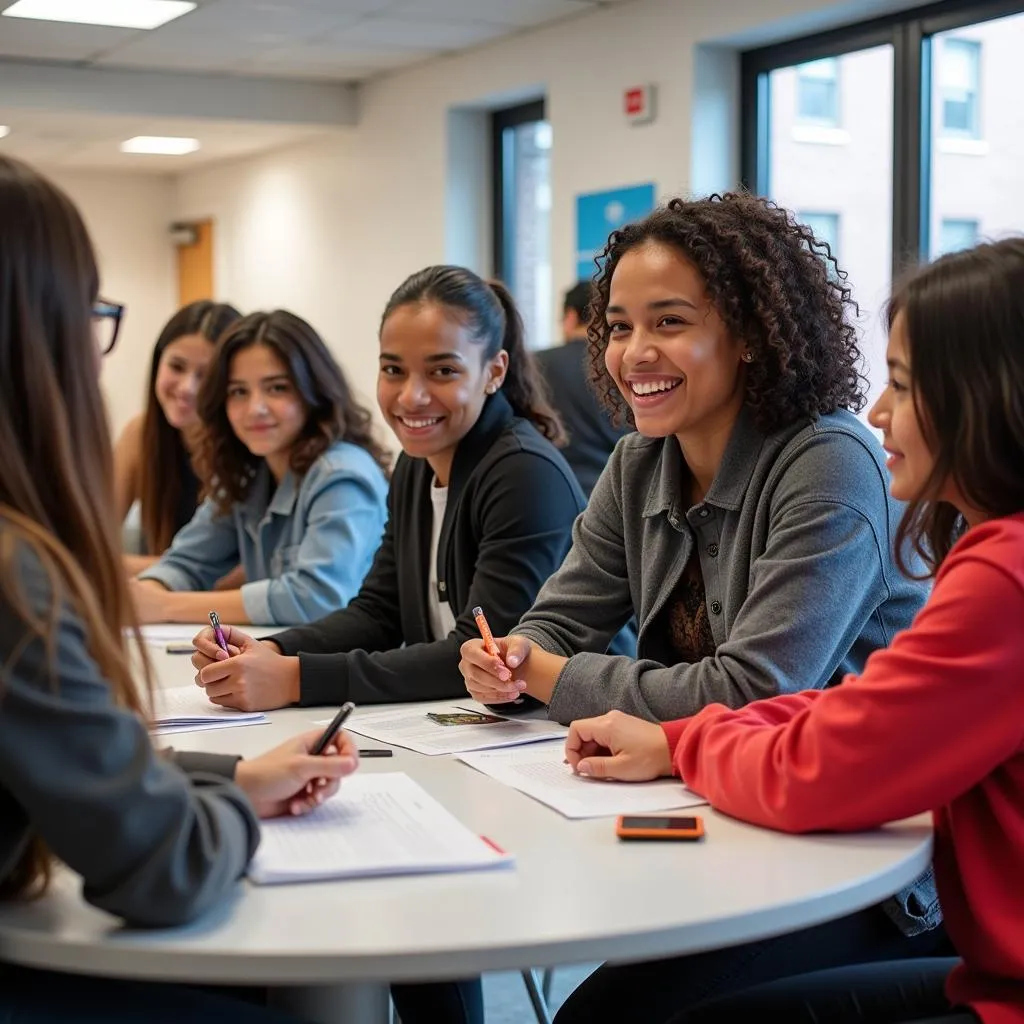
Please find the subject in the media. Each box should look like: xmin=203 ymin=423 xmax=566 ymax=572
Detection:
xmin=114 ymin=299 xmax=241 ymax=575
xmin=0 ymin=152 xmax=355 ymax=1024
xmin=534 ymin=280 xmax=628 ymax=497
xmin=562 ymin=236 xmax=1024 ymax=1024
xmin=189 ymin=265 xmax=631 ymax=1024
xmin=460 ymin=193 xmax=944 ymax=1023
xmin=132 ymin=310 xmax=389 ymax=626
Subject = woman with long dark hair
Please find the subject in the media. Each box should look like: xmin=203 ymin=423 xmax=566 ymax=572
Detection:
xmin=132 ymin=309 xmax=390 ymax=626
xmin=0 ymin=154 xmax=357 ymax=1023
xmin=115 ymin=300 xmax=241 ymax=574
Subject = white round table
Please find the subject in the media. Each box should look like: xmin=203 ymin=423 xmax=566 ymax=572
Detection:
xmin=0 ymin=646 xmax=934 ymax=1023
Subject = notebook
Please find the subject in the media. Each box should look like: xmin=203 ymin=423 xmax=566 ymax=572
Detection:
xmin=248 ymin=772 xmax=514 ymax=884
xmin=150 ymin=685 xmax=268 ymax=734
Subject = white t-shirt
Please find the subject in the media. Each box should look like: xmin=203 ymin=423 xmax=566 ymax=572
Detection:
xmin=427 ymin=481 xmax=458 ymax=642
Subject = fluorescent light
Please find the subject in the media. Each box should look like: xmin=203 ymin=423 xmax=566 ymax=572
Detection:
xmin=2 ymin=0 xmax=196 ymax=30
xmin=0 ymin=127 xmax=9 ymax=139
xmin=121 ymin=136 xmax=200 ymax=155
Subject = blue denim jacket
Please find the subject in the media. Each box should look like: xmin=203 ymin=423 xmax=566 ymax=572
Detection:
xmin=140 ymin=442 xmax=388 ymax=625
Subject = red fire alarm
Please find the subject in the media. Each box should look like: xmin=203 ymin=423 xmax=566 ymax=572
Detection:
xmin=624 ymin=84 xmax=656 ymax=125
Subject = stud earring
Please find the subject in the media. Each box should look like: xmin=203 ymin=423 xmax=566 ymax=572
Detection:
xmin=486 ymin=384 xmax=496 ymax=394
xmin=742 ymin=351 xmax=754 ymax=363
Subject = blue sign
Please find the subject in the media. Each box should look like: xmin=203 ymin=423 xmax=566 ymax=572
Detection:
xmin=575 ymin=182 xmax=656 ymax=282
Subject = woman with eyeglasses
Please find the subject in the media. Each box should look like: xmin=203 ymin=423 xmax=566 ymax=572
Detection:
xmin=0 ymin=153 xmax=359 ymax=1022
xmin=109 ymin=300 xmax=242 ymax=576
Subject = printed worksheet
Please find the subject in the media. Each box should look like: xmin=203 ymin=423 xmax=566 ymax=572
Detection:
xmin=324 ymin=704 xmax=568 ymax=755
xmin=248 ymin=772 xmax=514 ymax=884
xmin=458 ymin=743 xmax=707 ymax=819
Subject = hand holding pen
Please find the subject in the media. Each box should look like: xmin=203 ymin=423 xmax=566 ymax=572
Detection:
xmin=458 ymin=607 xmax=532 ymax=705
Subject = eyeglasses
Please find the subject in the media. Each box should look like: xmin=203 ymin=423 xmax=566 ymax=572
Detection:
xmin=92 ymin=298 xmax=125 ymax=356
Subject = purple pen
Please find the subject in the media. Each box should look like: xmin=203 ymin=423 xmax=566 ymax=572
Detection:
xmin=208 ymin=610 xmax=230 ymax=654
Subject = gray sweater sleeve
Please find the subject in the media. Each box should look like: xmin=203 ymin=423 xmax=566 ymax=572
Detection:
xmin=0 ymin=550 xmax=260 ymax=927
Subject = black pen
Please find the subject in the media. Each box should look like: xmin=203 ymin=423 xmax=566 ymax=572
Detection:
xmin=311 ymin=701 xmax=356 ymax=755
xmin=358 ymin=748 xmax=394 ymax=758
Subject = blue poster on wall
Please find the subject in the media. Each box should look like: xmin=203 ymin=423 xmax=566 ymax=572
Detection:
xmin=575 ymin=182 xmax=656 ymax=282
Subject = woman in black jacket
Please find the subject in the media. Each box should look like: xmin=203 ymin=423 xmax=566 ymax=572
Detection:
xmin=191 ymin=265 xmax=632 ymax=1024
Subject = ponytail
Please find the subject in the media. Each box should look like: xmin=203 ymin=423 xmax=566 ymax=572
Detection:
xmin=381 ymin=265 xmax=566 ymax=445
xmin=486 ymin=280 xmax=565 ymax=445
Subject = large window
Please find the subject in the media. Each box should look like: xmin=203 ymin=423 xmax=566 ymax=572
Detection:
xmin=491 ymin=100 xmax=552 ymax=351
xmin=742 ymin=0 xmax=1024 ymax=409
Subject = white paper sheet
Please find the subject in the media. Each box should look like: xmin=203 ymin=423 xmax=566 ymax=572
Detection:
xmin=458 ymin=744 xmax=707 ymax=819
xmin=329 ymin=704 xmax=568 ymax=755
xmin=248 ymin=772 xmax=514 ymax=884
xmin=149 ymin=685 xmax=268 ymax=734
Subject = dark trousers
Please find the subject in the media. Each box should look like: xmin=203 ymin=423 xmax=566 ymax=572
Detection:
xmin=0 ymin=964 xmax=306 ymax=1024
xmin=391 ymin=978 xmax=483 ymax=1024
xmin=667 ymin=958 xmax=977 ymax=1023
xmin=0 ymin=964 xmax=483 ymax=1024
xmin=554 ymin=905 xmax=952 ymax=1024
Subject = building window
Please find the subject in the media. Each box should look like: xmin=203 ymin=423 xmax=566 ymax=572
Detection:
xmin=937 ymin=218 xmax=979 ymax=256
xmin=939 ymin=38 xmax=981 ymax=137
xmin=491 ymin=101 xmax=552 ymax=350
xmin=798 ymin=211 xmax=841 ymax=261
xmin=796 ymin=58 xmax=840 ymax=125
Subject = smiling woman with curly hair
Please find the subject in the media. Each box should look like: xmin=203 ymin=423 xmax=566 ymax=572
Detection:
xmin=459 ymin=192 xmax=947 ymax=1022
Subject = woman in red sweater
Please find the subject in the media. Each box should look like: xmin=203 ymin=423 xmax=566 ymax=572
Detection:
xmin=562 ymin=237 xmax=1024 ymax=1024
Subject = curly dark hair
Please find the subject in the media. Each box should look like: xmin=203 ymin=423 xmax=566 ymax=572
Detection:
xmin=585 ymin=192 xmax=867 ymax=433
xmin=194 ymin=310 xmax=391 ymax=514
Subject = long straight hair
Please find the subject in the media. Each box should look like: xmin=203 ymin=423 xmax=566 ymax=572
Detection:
xmin=889 ymin=237 xmax=1024 ymax=575
xmin=139 ymin=300 xmax=240 ymax=553
xmin=0 ymin=155 xmax=148 ymax=899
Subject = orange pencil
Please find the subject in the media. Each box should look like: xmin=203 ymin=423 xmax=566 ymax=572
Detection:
xmin=472 ymin=605 xmax=499 ymax=656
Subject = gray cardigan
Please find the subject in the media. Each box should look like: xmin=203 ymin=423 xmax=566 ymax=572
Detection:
xmin=515 ymin=407 xmax=940 ymax=937
xmin=0 ymin=540 xmax=259 ymax=927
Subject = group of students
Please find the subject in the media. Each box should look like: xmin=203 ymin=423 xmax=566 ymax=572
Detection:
xmin=0 ymin=148 xmax=1020 ymax=1024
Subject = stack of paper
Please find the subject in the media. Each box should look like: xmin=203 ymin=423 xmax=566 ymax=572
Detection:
xmin=248 ymin=772 xmax=515 ymax=884
xmin=150 ymin=685 xmax=269 ymax=735
xmin=338 ymin=704 xmax=568 ymax=755
xmin=458 ymin=743 xmax=707 ymax=819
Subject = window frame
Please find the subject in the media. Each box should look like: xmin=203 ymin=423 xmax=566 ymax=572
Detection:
xmin=490 ymin=98 xmax=547 ymax=288
xmin=740 ymin=0 xmax=1024 ymax=277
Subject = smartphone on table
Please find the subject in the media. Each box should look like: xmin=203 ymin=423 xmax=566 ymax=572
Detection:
xmin=615 ymin=815 xmax=705 ymax=841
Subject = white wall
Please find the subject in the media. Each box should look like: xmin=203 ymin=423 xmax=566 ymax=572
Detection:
xmin=44 ymin=168 xmax=177 ymax=436
xmin=173 ymin=135 xmax=388 ymax=422
xmin=169 ymin=0 xmax=917 ymax=411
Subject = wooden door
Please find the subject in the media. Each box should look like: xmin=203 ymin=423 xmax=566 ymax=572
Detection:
xmin=176 ymin=219 xmax=214 ymax=306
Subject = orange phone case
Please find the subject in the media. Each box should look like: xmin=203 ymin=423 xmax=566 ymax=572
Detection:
xmin=615 ymin=815 xmax=705 ymax=840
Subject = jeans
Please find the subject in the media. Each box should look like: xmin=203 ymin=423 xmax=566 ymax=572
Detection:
xmin=666 ymin=958 xmax=977 ymax=1023
xmin=554 ymin=905 xmax=952 ymax=1024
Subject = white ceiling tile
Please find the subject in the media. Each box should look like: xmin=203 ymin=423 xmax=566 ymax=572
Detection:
xmin=330 ymin=15 xmax=508 ymax=50
xmin=385 ymin=0 xmax=598 ymax=29
xmin=139 ymin=0 xmax=354 ymax=39
xmin=92 ymin=33 xmax=275 ymax=70
xmin=0 ymin=18 xmax=139 ymax=60
xmin=245 ymin=40 xmax=440 ymax=74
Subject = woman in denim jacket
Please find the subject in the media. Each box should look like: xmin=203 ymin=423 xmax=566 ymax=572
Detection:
xmin=133 ymin=310 xmax=389 ymax=626
xmin=460 ymin=194 xmax=944 ymax=1023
